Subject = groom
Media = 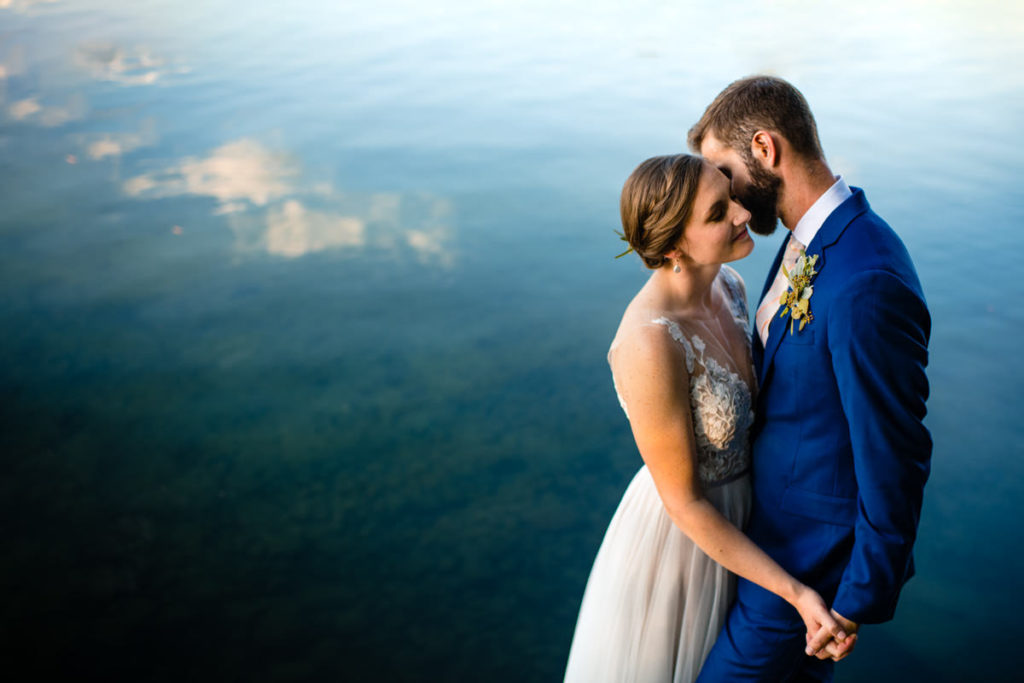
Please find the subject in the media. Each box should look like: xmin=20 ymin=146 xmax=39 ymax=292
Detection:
xmin=689 ymin=76 xmax=932 ymax=681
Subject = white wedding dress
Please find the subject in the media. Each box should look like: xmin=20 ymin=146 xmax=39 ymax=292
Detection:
xmin=564 ymin=266 xmax=755 ymax=683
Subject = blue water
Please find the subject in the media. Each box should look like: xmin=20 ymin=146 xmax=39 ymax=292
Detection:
xmin=2 ymin=1 xmax=1022 ymax=680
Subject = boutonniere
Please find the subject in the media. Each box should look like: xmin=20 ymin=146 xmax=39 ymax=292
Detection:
xmin=779 ymin=250 xmax=819 ymax=334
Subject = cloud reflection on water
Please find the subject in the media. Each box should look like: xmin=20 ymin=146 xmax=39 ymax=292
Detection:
xmin=123 ymin=138 xmax=455 ymax=265
xmin=76 ymin=43 xmax=188 ymax=86
xmin=6 ymin=93 xmax=85 ymax=126
xmin=77 ymin=119 xmax=158 ymax=161
xmin=265 ymin=200 xmax=365 ymax=258
xmin=0 ymin=0 xmax=58 ymax=11
xmin=124 ymin=139 xmax=298 ymax=209
xmin=0 ymin=46 xmax=26 ymax=82
xmin=88 ymin=134 xmax=145 ymax=160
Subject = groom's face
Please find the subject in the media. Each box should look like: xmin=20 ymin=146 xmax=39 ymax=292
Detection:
xmin=699 ymin=133 xmax=781 ymax=236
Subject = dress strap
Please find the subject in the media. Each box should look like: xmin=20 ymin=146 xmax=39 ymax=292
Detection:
xmin=719 ymin=266 xmax=749 ymax=325
xmin=651 ymin=317 xmax=697 ymax=373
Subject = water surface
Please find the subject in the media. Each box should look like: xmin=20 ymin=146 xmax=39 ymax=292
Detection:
xmin=2 ymin=1 xmax=1022 ymax=680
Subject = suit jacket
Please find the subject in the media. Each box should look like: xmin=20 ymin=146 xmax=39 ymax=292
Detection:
xmin=739 ymin=187 xmax=932 ymax=625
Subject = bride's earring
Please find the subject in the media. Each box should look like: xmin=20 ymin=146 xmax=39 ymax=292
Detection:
xmin=673 ymin=260 xmax=681 ymax=273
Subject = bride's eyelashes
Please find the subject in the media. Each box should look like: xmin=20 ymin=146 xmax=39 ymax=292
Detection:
xmin=706 ymin=199 xmax=728 ymax=223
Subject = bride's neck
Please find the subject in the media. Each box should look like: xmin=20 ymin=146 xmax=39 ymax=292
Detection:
xmin=651 ymin=263 xmax=721 ymax=317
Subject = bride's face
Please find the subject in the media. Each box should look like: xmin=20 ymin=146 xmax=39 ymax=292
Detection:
xmin=674 ymin=161 xmax=754 ymax=266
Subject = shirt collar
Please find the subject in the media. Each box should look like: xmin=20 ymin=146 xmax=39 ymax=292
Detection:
xmin=791 ymin=176 xmax=852 ymax=246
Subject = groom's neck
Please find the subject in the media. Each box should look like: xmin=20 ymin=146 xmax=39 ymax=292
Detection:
xmin=778 ymin=157 xmax=836 ymax=230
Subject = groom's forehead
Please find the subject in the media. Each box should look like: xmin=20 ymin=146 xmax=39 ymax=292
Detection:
xmin=699 ymin=133 xmax=729 ymax=156
xmin=699 ymin=134 xmax=740 ymax=170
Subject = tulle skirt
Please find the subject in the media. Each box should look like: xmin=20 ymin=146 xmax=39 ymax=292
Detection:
xmin=564 ymin=465 xmax=751 ymax=683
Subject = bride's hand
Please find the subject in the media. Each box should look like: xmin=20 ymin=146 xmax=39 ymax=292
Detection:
xmin=811 ymin=609 xmax=859 ymax=662
xmin=791 ymin=585 xmax=847 ymax=657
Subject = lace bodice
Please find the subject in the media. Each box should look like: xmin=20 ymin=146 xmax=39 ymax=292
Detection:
xmin=611 ymin=266 xmax=754 ymax=486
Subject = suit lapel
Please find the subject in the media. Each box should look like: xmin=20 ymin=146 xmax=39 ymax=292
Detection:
xmin=757 ymin=188 xmax=870 ymax=388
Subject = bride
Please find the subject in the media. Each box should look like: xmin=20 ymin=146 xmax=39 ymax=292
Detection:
xmin=564 ymin=155 xmax=846 ymax=683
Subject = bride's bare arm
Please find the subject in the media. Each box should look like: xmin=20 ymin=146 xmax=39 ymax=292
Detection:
xmin=611 ymin=325 xmax=846 ymax=655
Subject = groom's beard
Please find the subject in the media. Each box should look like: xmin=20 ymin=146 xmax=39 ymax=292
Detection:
xmin=741 ymin=161 xmax=782 ymax=236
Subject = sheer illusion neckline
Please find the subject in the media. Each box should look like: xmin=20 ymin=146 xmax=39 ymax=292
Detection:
xmin=609 ymin=266 xmax=756 ymax=397
xmin=648 ymin=315 xmax=755 ymax=401
xmin=608 ymin=266 xmax=755 ymax=487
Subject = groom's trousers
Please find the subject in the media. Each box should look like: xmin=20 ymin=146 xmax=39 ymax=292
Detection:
xmin=696 ymin=598 xmax=833 ymax=682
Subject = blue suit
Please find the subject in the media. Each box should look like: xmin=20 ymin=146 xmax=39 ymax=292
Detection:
xmin=698 ymin=188 xmax=932 ymax=681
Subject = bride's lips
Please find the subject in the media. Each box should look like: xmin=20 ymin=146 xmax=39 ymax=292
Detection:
xmin=733 ymin=226 xmax=751 ymax=242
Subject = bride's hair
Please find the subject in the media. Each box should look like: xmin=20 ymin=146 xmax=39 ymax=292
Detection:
xmin=620 ymin=154 xmax=704 ymax=269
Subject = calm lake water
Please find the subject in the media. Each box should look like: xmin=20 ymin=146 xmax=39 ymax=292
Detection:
xmin=2 ymin=1 xmax=1022 ymax=680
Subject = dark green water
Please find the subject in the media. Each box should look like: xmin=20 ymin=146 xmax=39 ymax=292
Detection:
xmin=2 ymin=1 xmax=1022 ymax=680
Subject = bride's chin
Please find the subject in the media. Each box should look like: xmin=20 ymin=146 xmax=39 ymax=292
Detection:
xmin=731 ymin=239 xmax=755 ymax=261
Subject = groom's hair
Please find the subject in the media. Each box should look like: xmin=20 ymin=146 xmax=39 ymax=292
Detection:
xmin=688 ymin=76 xmax=824 ymax=162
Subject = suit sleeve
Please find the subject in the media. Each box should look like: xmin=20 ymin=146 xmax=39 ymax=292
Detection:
xmin=827 ymin=269 xmax=932 ymax=624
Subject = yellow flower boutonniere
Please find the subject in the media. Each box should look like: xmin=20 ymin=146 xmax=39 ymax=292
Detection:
xmin=779 ymin=250 xmax=819 ymax=334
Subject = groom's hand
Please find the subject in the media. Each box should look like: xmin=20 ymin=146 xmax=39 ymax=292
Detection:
xmin=813 ymin=610 xmax=859 ymax=662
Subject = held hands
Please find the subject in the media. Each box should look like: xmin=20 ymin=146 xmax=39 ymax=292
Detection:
xmin=791 ymin=587 xmax=857 ymax=662
xmin=806 ymin=610 xmax=859 ymax=662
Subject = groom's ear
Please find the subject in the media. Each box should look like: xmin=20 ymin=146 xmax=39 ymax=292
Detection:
xmin=750 ymin=131 xmax=779 ymax=169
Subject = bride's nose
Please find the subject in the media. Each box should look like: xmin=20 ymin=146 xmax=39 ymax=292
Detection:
xmin=734 ymin=204 xmax=751 ymax=226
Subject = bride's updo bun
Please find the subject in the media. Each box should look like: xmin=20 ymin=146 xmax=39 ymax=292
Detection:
xmin=620 ymin=154 xmax=704 ymax=269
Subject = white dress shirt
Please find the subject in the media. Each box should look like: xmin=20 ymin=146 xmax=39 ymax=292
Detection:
xmin=754 ymin=176 xmax=852 ymax=345
xmin=790 ymin=176 xmax=852 ymax=249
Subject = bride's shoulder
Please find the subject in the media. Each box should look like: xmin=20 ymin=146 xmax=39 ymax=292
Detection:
xmin=609 ymin=320 xmax=692 ymax=409
xmin=610 ymin=311 xmax=691 ymax=378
